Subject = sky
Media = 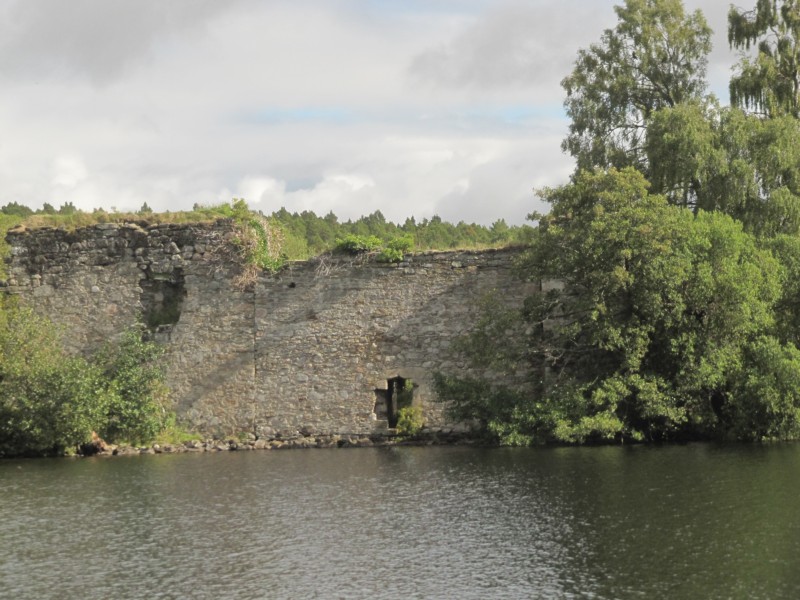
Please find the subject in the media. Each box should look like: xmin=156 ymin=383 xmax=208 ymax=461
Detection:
xmin=0 ymin=0 xmax=742 ymax=225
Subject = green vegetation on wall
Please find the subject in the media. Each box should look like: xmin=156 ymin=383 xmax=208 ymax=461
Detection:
xmin=0 ymin=201 xmax=531 ymax=277
xmin=436 ymin=0 xmax=800 ymax=446
xmin=0 ymin=301 xmax=173 ymax=457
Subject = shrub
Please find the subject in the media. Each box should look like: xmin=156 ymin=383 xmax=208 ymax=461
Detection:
xmin=0 ymin=304 xmax=108 ymax=456
xmin=0 ymin=307 xmax=176 ymax=455
xmin=335 ymin=234 xmax=382 ymax=254
xmin=96 ymin=326 xmax=171 ymax=445
xmin=377 ymin=235 xmax=415 ymax=263
xmin=387 ymin=235 xmax=414 ymax=253
xmin=396 ymin=406 xmax=424 ymax=437
xmin=377 ymin=247 xmax=404 ymax=263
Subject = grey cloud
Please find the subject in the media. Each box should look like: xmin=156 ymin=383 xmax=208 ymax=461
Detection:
xmin=0 ymin=0 xmax=253 ymax=84
xmin=433 ymin=146 xmax=565 ymax=225
xmin=409 ymin=0 xmax=742 ymax=102
xmin=408 ymin=1 xmax=615 ymax=89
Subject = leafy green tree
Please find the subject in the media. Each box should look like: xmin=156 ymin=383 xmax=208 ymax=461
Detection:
xmin=726 ymin=336 xmax=800 ymax=440
xmin=415 ymin=215 xmax=451 ymax=249
xmin=644 ymin=99 xmax=722 ymax=209
xmin=0 ymin=304 xmax=108 ymax=456
xmin=646 ymin=102 xmax=800 ymax=234
xmin=764 ymin=234 xmax=800 ymax=345
xmin=729 ymin=0 xmax=800 ymax=117
xmin=58 ymin=202 xmax=78 ymax=215
xmin=490 ymin=219 xmax=511 ymax=243
xmin=437 ymin=169 xmax=800 ymax=443
xmin=1 ymin=202 xmax=33 ymax=217
xmin=562 ymin=0 xmax=711 ymax=171
xmin=402 ymin=216 xmax=417 ymax=233
xmin=96 ymin=327 xmax=170 ymax=445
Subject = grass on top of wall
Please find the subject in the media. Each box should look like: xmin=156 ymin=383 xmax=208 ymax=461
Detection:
xmin=1 ymin=201 xmax=535 ymax=280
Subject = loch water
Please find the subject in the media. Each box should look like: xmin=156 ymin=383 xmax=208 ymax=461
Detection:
xmin=1 ymin=444 xmax=800 ymax=599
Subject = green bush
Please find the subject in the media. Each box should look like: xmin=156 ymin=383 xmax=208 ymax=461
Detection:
xmin=396 ymin=406 xmax=424 ymax=436
xmin=335 ymin=234 xmax=382 ymax=254
xmin=0 ymin=306 xmax=174 ymax=456
xmin=377 ymin=247 xmax=404 ymax=263
xmin=96 ymin=326 xmax=171 ymax=445
xmin=0 ymin=305 xmax=108 ymax=456
xmin=377 ymin=235 xmax=414 ymax=263
xmin=229 ymin=199 xmax=287 ymax=283
xmin=387 ymin=235 xmax=414 ymax=253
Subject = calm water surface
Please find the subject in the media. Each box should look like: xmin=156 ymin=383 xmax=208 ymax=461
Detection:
xmin=1 ymin=444 xmax=800 ymax=599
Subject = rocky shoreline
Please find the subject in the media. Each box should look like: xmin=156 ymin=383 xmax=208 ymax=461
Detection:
xmin=81 ymin=429 xmax=480 ymax=457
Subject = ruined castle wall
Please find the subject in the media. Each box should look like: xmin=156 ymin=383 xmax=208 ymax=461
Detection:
xmin=244 ymin=248 xmax=534 ymax=438
xmin=4 ymin=222 xmax=534 ymax=438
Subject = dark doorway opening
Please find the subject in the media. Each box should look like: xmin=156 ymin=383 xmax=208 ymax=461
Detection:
xmin=386 ymin=376 xmax=413 ymax=428
xmin=140 ymin=267 xmax=187 ymax=331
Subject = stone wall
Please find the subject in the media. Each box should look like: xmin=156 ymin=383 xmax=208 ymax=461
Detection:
xmin=3 ymin=221 xmax=536 ymax=438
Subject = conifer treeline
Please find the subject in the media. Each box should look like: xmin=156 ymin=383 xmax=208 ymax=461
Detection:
xmin=0 ymin=200 xmax=532 ymax=259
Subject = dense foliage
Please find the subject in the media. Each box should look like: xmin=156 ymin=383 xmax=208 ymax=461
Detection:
xmin=0 ymin=303 xmax=172 ymax=457
xmin=562 ymin=0 xmax=711 ymax=172
xmin=437 ymin=0 xmax=800 ymax=445
xmin=0 ymin=304 xmax=108 ymax=456
xmin=437 ymin=169 xmax=800 ymax=443
xmin=95 ymin=326 xmax=171 ymax=445
xmin=729 ymin=0 xmax=800 ymax=118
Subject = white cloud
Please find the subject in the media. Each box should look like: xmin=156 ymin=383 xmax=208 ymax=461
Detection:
xmin=51 ymin=155 xmax=88 ymax=189
xmin=235 ymin=177 xmax=287 ymax=205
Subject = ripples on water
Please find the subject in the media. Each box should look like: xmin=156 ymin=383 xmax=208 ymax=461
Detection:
xmin=1 ymin=444 xmax=800 ymax=599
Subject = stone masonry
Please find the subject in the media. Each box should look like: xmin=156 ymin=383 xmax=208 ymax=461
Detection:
xmin=3 ymin=221 xmax=536 ymax=438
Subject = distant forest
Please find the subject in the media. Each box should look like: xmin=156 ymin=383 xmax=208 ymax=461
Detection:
xmin=0 ymin=199 xmax=532 ymax=260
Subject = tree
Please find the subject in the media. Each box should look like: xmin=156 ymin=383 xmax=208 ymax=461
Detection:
xmin=0 ymin=303 xmax=174 ymax=455
xmin=0 ymin=305 xmax=108 ymax=456
xmin=96 ymin=327 xmax=170 ymax=445
xmin=729 ymin=0 xmax=800 ymax=117
xmin=1 ymin=202 xmax=33 ymax=217
xmin=58 ymin=202 xmax=78 ymax=215
xmin=437 ymin=169 xmax=800 ymax=443
xmin=562 ymin=0 xmax=711 ymax=172
xmin=489 ymin=219 xmax=511 ymax=243
xmin=646 ymin=102 xmax=800 ymax=234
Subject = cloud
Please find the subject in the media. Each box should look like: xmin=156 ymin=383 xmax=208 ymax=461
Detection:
xmin=408 ymin=1 xmax=615 ymax=90
xmin=51 ymin=155 xmax=88 ymax=189
xmin=235 ymin=177 xmax=287 ymax=205
xmin=0 ymin=0 xmax=252 ymax=84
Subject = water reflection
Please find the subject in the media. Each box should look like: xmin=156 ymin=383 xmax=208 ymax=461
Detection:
xmin=1 ymin=445 xmax=800 ymax=598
